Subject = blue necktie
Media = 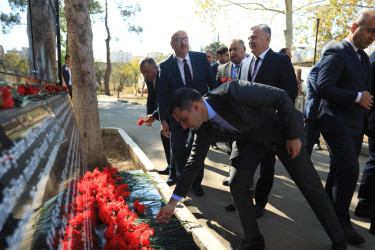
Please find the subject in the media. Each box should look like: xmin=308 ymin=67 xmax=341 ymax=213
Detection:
xmin=183 ymin=59 xmax=193 ymax=87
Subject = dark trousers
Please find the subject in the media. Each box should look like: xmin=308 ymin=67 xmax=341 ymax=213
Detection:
xmin=322 ymin=132 xmax=363 ymax=227
xmin=67 ymin=85 xmax=72 ymax=98
xmin=304 ymin=119 xmax=321 ymax=156
xmin=170 ymin=119 xmax=203 ymax=187
xmin=254 ymin=151 xmax=276 ymax=207
xmin=358 ymin=137 xmax=375 ymax=207
xmin=160 ymin=130 xmax=174 ymax=169
xmin=228 ymin=142 xmax=345 ymax=244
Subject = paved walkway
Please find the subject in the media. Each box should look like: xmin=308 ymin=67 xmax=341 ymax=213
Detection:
xmin=98 ymin=96 xmax=375 ymax=250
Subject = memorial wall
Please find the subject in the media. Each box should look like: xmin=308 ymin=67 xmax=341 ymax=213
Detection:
xmin=0 ymin=95 xmax=89 ymax=249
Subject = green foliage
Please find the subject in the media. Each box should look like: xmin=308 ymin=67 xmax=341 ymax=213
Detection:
xmin=203 ymin=41 xmax=227 ymax=61
xmin=118 ymin=3 xmax=143 ymax=34
xmin=0 ymin=13 xmax=21 ymax=34
xmin=4 ymin=51 xmax=29 ymax=75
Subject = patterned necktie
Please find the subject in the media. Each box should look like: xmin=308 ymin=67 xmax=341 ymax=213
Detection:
xmin=248 ymin=56 xmax=261 ymax=81
xmin=183 ymin=59 xmax=193 ymax=87
xmin=233 ymin=63 xmax=241 ymax=79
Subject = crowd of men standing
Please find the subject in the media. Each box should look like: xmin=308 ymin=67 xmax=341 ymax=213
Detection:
xmin=139 ymin=9 xmax=375 ymax=250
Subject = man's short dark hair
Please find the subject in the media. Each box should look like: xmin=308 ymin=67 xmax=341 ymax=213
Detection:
xmin=205 ymin=50 xmax=213 ymax=55
xmin=168 ymin=87 xmax=203 ymax=116
xmin=279 ymin=48 xmax=288 ymax=54
xmin=216 ymin=46 xmax=228 ymax=56
xmin=140 ymin=57 xmax=156 ymax=67
xmin=65 ymin=55 xmax=70 ymax=60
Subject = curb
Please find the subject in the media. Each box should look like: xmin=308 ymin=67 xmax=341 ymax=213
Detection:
xmin=101 ymin=127 xmax=226 ymax=250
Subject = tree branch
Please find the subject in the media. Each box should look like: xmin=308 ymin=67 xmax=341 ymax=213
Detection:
xmin=224 ymin=1 xmax=284 ymax=14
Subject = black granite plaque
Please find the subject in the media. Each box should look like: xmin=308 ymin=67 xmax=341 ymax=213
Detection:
xmin=0 ymin=95 xmax=88 ymax=249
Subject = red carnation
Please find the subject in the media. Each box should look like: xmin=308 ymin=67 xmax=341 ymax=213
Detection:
xmin=221 ymin=77 xmax=227 ymax=83
xmin=227 ymin=78 xmax=232 ymax=82
xmin=0 ymin=87 xmax=15 ymax=109
xmin=137 ymin=118 xmax=146 ymax=126
xmin=137 ymin=203 xmax=146 ymax=214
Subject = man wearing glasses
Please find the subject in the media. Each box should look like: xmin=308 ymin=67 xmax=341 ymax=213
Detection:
xmin=157 ymin=30 xmax=216 ymax=196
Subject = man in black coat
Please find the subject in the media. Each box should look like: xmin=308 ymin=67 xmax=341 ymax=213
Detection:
xmin=316 ymin=9 xmax=375 ymax=244
xmin=62 ymin=54 xmax=72 ymax=97
xmin=156 ymin=81 xmax=346 ymax=250
xmin=157 ymin=30 xmax=216 ymax=195
xmin=140 ymin=57 xmax=174 ymax=181
xmin=243 ymin=24 xmax=298 ymax=218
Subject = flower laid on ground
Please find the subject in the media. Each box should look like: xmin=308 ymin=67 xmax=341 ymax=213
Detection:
xmin=0 ymin=87 xmax=15 ymax=108
xmin=221 ymin=77 xmax=232 ymax=84
xmin=0 ymin=84 xmax=69 ymax=109
xmin=60 ymin=167 xmax=153 ymax=250
xmin=137 ymin=118 xmax=146 ymax=126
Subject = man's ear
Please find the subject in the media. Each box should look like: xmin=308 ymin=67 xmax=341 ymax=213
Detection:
xmin=191 ymin=102 xmax=199 ymax=112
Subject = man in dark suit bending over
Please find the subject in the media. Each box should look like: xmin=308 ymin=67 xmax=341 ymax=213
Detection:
xmin=157 ymin=81 xmax=346 ymax=250
xmin=316 ymin=9 xmax=375 ymax=244
xmin=158 ymin=30 xmax=216 ymax=195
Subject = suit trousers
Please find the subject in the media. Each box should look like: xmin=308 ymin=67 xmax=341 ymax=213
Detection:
xmin=322 ymin=132 xmax=363 ymax=227
xmin=160 ymin=129 xmax=174 ymax=171
xmin=304 ymin=119 xmax=321 ymax=156
xmin=254 ymin=151 xmax=276 ymax=207
xmin=357 ymin=137 xmax=375 ymax=207
xmin=170 ymin=118 xmax=204 ymax=187
xmin=228 ymin=142 xmax=345 ymax=243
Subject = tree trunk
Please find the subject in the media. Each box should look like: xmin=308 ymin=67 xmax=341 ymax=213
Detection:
xmin=27 ymin=0 xmax=57 ymax=82
xmin=284 ymin=0 xmax=293 ymax=49
xmin=64 ymin=0 xmax=107 ymax=170
xmin=104 ymin=0 xmax=111 ymax=95
xmin=141 ymin=82 xmax=145 ymax=97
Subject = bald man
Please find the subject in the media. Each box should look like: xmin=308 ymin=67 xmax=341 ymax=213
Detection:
xmin=316 ymin=9 xmax=375 ymax=244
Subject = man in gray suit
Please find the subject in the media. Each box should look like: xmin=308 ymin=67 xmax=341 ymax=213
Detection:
xmin=157 ymin=81 xmax=346 ymax=250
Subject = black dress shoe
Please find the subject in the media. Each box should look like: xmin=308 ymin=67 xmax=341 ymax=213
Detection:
xmin=225 ymin=203 xmax=236 ymax=211
xmin=166 ymin=176 xmax=176 ymax=186
xmin=354 ymin=202 xmax=372 ymax=218
xmin=229 ymin=236 xmax=265 ymax=250
xmin=370 ymin=217 xmax=375 ymax=235
xmin=192 ymin=185 xmax=204 ymax=196
xmin=255 ymin=204 xmax=265 ymax=218
xmin=158 ymin=166 xmax=170 ymax=175
xmin=331 ymin=240 xmax=347 ymax=250
xmin=211 ymin=143 xmax=219 ymax=150
xmin=222 ymin=177 xmax=230 ymax=186
xmin=343 ymin=226 xmax=365 ymax=244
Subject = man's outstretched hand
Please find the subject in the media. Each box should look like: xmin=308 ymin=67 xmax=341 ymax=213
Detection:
xmin=156 ymin=198 xmax=179 ymax=223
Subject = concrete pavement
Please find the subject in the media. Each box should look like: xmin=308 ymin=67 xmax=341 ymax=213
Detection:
xmin=98 ymin=96 xmax=375 ymax=250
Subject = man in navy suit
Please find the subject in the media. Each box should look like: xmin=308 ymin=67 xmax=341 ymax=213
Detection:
xmin=355 ymin=51 xmax=375 ymax=234
xmin=316 ymin=9 xmax=375 ymax=244
xmin=158 ymin=30 xmax=216 ymax=196
xmin=139 ymin=57 xmax=174 ymax=182
xmin=243 ymin=24 xmax=298 ymax=218
xmin=304 ymin=61 xmax=322 ymax=156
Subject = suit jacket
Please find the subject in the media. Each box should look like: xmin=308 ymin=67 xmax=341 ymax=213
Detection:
xmin=173 ymin=80 xmax=304 ymax=197
xmin=145 ymin=72 xmax=160 ymax=120
xmin=62 ymin=64 xmax=70 ymax=85
xmin=211 ymin=62 xmax=219 ymax=80
xmin=158 ymin=51 xmax=216 ymax=121
xmin=244 ymin=49 xmax=298 ymax=102
xmin=303 ymin=62 xmax=321 ymax=120
xmin=216 ymin=61 xmax=248 ymax=85
xmin=316 ymin=40 xmax=372 ymax=136
xmin=366 ymin=51 xmax=375 ymax=138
